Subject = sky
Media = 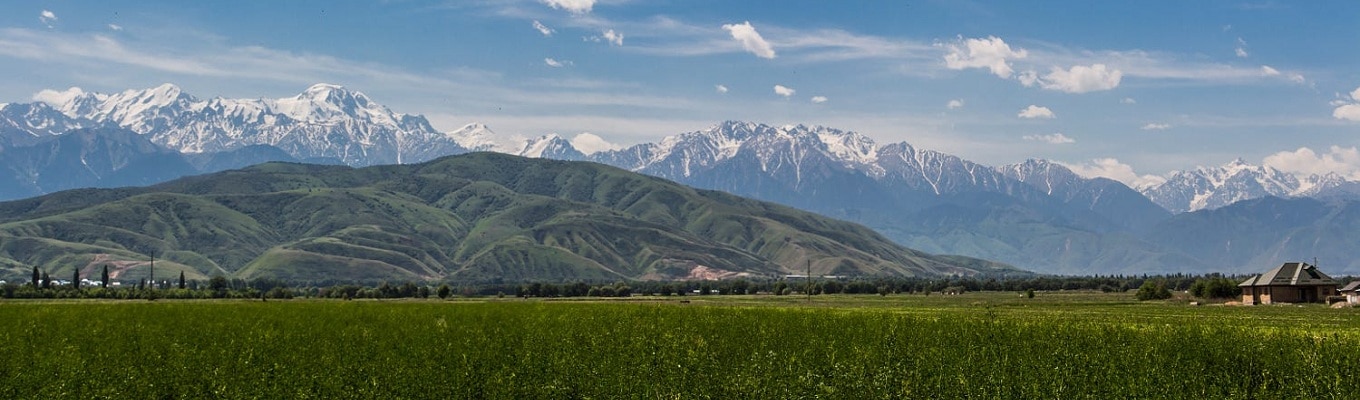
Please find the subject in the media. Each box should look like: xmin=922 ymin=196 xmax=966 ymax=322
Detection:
xmin=1 ymin=0 xmax=1358 ymax=186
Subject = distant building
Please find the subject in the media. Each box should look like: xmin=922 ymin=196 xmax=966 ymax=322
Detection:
xmin=1339 ymin=281 xmax=1360 ymax=305
xmin=1238 ymin=262 xmax=1338 ymax=305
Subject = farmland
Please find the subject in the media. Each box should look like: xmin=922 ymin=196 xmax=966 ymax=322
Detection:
xmin=2 ymin=292 xmax=1357 ymax=398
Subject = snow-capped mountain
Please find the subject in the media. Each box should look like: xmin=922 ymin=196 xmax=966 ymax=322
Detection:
xmin=0 ymin=101 xmax=98 ymax=149
xmin=1139 ymin=159 xmax=1305 ymax=213
xmin=997 ymin=159 xmax=1171 ymax=231
xmin=34 ymin=83 xmax=467 ymax=166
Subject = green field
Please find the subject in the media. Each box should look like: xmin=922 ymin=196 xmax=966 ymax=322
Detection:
xmin=2 ymin=292 xmax=1357 ymax=398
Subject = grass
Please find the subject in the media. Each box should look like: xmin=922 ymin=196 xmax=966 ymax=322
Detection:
xmin=1 ymin=292 xmax=1356 ymax=398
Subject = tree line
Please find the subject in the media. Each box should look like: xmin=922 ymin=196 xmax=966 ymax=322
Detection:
xmin=2 ymin=271 xmax=1305 ymax=301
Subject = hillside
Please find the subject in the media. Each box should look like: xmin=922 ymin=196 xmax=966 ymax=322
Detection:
xmin=0 ymin=153 xmax=1022 ymax=282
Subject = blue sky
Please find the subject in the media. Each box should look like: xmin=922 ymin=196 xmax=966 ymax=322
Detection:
xmin=2 ymin=0 xmax=1358 ymax=185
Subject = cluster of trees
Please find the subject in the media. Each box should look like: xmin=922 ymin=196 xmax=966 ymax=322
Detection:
xmin=3 ymin=272 xmax=1329 ymax=301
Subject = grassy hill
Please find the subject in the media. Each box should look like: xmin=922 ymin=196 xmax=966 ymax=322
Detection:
xmin=0 ymin=153 xmax=1024 ymax=282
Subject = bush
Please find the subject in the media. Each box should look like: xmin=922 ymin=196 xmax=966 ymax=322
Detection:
xmin=1135 ymin=281 xmax=1172 ymax=301
xmin=1189 ymin=278 xmax=1240 ymax=299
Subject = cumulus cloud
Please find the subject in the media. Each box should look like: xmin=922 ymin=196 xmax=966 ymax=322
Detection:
xmin=1036 ymin=64 xmax=1122 ymax=93
xmin=532 ymin=20 xmax=554 ymax=37
xmin=544 ymin=57 xmax=571 ymax=67
xmin=108 ymin=24 xmax=123 ymax=31
xmin=810 ymin=96 xmax=828 ymax=104
xmin=1235 ymin=38 xmax=1249 ymax=58
xmin=1022 ymin=133 xmax=1075 ymax=144
xmin=1263 ymin=146 xmax=1360 ymax=180
xmin=1017 ymin=105 xmax=1055 ymax=119
xmin=946 ymin=99 xmax=964 ymax=109
xmin=773 ymin=85 xmax=795 ymax=97
xmin=541 ymin=0 xmax=595 ymax=14
xmin=601 ymin=29 xmax=623 ymax=46
xmin=722 ymin=21 xmax=775 ymax=59
xmin=1059 ymin=158 xmax=1166 ymax=189
xmin=31 ymin=86 xmax=85 ymax=105
xmin=569 ymin=132 xmax=621 ymax=155
xmin=1333 ymin=86 xmax=1360 ymax=121
xmin=942 ymin=36 xmax=1027 ymax=78
xmin=715 ymin=84 xmax=728 ymax=94
xmin=1141 ymin=123 xmax=1171 ymax=130
xmin=1120 ymin=97 xmax=1137 ymax=104
xmin=39 ymin=10 xmax=57 ymax=28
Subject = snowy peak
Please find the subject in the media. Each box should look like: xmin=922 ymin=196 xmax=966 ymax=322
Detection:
xmin=15 ymin=83 xmax=466 ymax=166
xmin=1141 ymin=158 xmax=1304 ymax=213
xmin=518 ymin=134 xmax=586 ymax=160
xmin=445 ymin=123 xmax=528 ymax=153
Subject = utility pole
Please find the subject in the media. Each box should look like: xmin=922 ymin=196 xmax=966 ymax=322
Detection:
xmin=806 ymin=259 xmax=812 ymax=302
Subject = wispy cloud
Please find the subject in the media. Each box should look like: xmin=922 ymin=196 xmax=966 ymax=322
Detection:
xmin=532 ymin=20 xmax=554 ymax=36
xmin=1022 ymin=133 xmax=1074 ymax=144
xmin=543 ymin=57 xmax=570 ymax=67
xmin=107 ymin=24 xmax=124 ymax=32
xmin=39 ymin=10 xmax=57 ymax=28
xmin=947 ymin=99 xmax=964 ymax=109
xmin=810 ymin=95 xmax=827 ymax=104
xmin=714 ymin=84 xmax=728 ymax=94
xmin=1141 ymin=123 xmax=1171 ymax=130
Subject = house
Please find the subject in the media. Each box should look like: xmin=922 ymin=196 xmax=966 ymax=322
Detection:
xmin=1340 ymin=281 xmax=1360 ymax=305
xmin=1238 ymin=262 xmax=1338 ymax=305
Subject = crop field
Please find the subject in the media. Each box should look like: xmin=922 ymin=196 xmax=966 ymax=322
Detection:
xmin=2 ymin=292 xmax=1358 ymax=398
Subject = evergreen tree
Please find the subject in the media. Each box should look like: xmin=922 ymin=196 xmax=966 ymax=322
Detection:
xmin=73 ymin=269 xmax=80 ymax=289
xmin=101 ymin=265 xmax=110 ymax=288
xmin=178 ymin=271 xmax=186 ymax=290
xmin=31 ymin=266 xmax=39 ymax=287
xmin=41 ymin=271 xmax=51 ymax=289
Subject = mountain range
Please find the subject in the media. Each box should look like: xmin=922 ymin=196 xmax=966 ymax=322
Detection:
xmin=0 ymin=153 xmax=1020 ymax=282
xmin=3 ymin=83 xmax=1359 ymax=275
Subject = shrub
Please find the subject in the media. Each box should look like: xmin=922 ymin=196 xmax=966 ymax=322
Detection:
xmin=1135 ymin=281 xmax=1172 ymax=301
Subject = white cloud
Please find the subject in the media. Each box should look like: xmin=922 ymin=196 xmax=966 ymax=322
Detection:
xmin=1260 ymin=65 xmax=1280 ymax=76
xmin=108 ymin=24 xmax=123 ymax=32
xmin=1037 ymin=64 xmax=1122 ymax=93
xmin=1120 ymin=97 xmax=1137 ymax=104
xmin=39 ymin=10 xmax=57 ymax=28
xmin=1017 ymin=105 xmax=1055 ymax=119
xmin=773 ymin=84 xmax=795 ymax=97
xmin=1332 ymin=86 xmax=1360 ymax=121
xmin=1287 ymin=73 xmax=1306 ymax=84
xmin=1059 ymin=158 xmax=1166 ymax=189
xmin=1263 ymin=146 xmax=1360 ymax=180
xmin=544 ymin=57 xmax=570 ymax=67
xmin=942 ymin=35 xmax=1027 ymax=78
xmin=946 ymin=99 xmax=964 ymax=109
xmin=1141 ymin=123 xmax=1171 ymax=130
xmin=715 ymin=84 xmax=728 ymax=94
xmin=1235 ymin=38 xmax=1249 ymax=58
xmin=810 ymin=96 xmax=828 ymax=104
xmin=1022 ymin=133 xmax=1074 ymax=144
xmin=532 ymin=20 xmax=554 ymax=37
xmin=569 ymin=132 xmax=621 ymax=155
xmin=1017 ymin=70 xmax=1039 ymax=87
xmin=31 ymin=86 xmax=85 ymax=105
xmin=602 ymin=29 xmax=623 ymax=46
xmin=541 ymin=0 xmax=596 ymax=14
xmin=722 ymin=21 xmax=775 ymax=59
xmin=1334 ymin=104 xmax=1360 ymax=121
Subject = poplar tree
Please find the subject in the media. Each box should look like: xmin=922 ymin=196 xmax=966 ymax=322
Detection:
xmin=73 ymin=269 xmax=80 ymax=289
xmin=178 ymin=271 xmax=186 ymax=290
xmin=101 ymin=265 xmax=110 ymax=288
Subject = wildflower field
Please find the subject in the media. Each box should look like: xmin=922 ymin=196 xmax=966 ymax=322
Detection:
xmin=2 ymin=292 xmax=1357 ymax=398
